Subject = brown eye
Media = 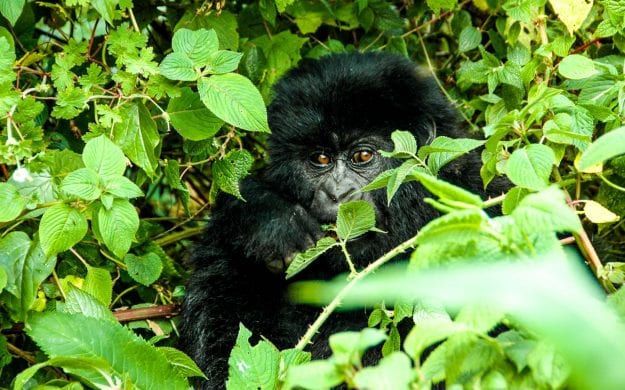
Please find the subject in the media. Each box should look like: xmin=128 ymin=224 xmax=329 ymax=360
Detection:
xmin=311 ymin=153 xmax=331 ymax=166
xmin=352 ymin=150 xmax=374 ymax=164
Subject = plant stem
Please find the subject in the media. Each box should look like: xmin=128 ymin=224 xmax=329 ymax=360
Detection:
xmin=295 ymin=235 xmax=419 ymax=350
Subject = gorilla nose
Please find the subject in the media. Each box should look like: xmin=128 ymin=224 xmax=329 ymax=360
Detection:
xmin=325 ymin=186 xmax=358 ymax=203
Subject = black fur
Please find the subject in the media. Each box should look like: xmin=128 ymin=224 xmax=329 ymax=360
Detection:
xmin=179 ymin=52 xmax=501 ymax=388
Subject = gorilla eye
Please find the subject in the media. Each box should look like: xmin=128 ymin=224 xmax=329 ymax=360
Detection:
xmin=352 ymin=150 xmax=374 ymax=164
xmin=311 ymin=152 xmax=331 ymax=166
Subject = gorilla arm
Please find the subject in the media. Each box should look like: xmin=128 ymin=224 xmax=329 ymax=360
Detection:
xmin=178 ymin=177 xmax=322 ymax=388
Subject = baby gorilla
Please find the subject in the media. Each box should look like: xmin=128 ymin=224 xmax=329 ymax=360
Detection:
xmin=179 ymin=52 xmax=494 ymax=388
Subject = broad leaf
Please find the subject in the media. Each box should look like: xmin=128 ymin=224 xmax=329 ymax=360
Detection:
xmin=336 ymin=201 xmax=377 ymax=241
xmin=505 ymin=144 xmax=555 ymax=191
xmin=558 ymin=55 xmax=597 ymax=80
xmin=39 ymin=204 xmax=88 ymax=257
xmin=0 ymin=0 xmax=25 ymax=26
xmin=61 ymin=168 xmax=101 ymax=200
xmin=26 ymin=312 xmax=189 ymax=388
xmin=83 ymin=267 xmax=113 ymax=306
xmin=94 ymin=199 xmax=139 ymax=259
xmin=354 ymin=352 xmax=414 ymax=390
xmin=286 ymin=237 xmax=338 ymax=279
xmin=578 ymin=126 xmax=625 ymax=170
xmin=0 ymin=182 xmax=25 ymax=222
xmin=172 ymin=28 xmax=218 ymax=67
xmin=198 ymin=73 xmax=270 ymax=132
xmin=549 ymin=0 xmax=593 ymax=34
xmin=167 ymin=87 xmax=224 ymax=140
xmin=411 ymin=171 xmax=484 ymax=207
xmin=205 ymin=50 xmax=243 ymax=74
xmin=112 ymin=103 xmax=160 ymax=179
xmin=83 ymin=135 xmax=126 ymax=178
xmin=159 ymin=52 xmax=197 ymax=81
xmin=124 ymin=252 xmax=163 ymax=286
xmin=0 ymin=232 xmax=55 ymax=321
xmin=379 ymin=130 xmax=417 ymax=159
xmin=227 ymin=324 xmax=281 ymax=389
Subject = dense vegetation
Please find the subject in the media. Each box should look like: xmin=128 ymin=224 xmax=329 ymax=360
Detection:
xmin=1 ymin=0 xmax=625 ymax=388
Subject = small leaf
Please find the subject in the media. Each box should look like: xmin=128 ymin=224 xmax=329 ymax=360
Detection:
xmin=102 ymin=176 xmax=144 ymax=199
xmin=511 ymin=186 xmax=582 ymax=234
xmin=336 ymin=201 xmax=377 ymax=241
xmin=418 ymin=136 xmax=485 ymax=174
xmin=39 ymin=204 xmax=88 ymax=257
xmin=198 ymin=73 xmax=270 ymax=132
xmin=159 ymin=52 xmax=198 ymax=81
xmin=167 ymin=87 xmax=224 ymax=141
xmin=584 ymin=200 xmax=620 ymax=224
xmin=172 ymin=28 xmax=219 ymax=67
xmin=212 ymin=149 xmax=253 ymax=199
xmin=379 ymin=130 xmax=417 ymax=158
xmin=64 ymin=285 xmax=116 ymax=322
xmin=124 ymin=252 xmax=163 ymax=286
xmin=0 ymin=182 xmax=25 ymax=222
xmin=505 ymin=144 xmax=556 ymax=191
xmin=286 ymin=237 xmax=338 ymax=279
xmin=205 ymin=50 xmax=243 ymax=74
xmin=578 ymin=126 xmax=625 ymax=170
xmin=458 ymin=26 xmax=482 ymax=52
xmin=284 ymin=360 xmax=344 ymax=390
xmin=558 ymin=54 xmax=598 ymax=80
xmin=158 ymin=346 xmax=207 ymax=379
xmin=61 ymin=168 xmax=101 ymax=200
xmin=83 ymin=267 xmax=113 ymax=306
xmin=95 ymin=199 xmax=139 ymax=259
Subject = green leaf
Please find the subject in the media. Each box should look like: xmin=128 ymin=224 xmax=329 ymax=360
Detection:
xmin=329 ymin=328 xmax=387 ymax=365
xmin=52 ymin=87 xmax=88 ymax=119
xmin=527 ymin=341 xmax=570 ymax=388
xmin=198 ymin=73 xmax=270 ymax=132
xmin=112 ymin=103 xmax=160 ymax=179
xmin=284 ymin=361 xmax=343 ymax=390
xmin=511 ymin=186 xmax=582 ymax=234
xmin=578 ymin=126 xmax=625 ymax=170
xmin=558 ymin=54 xmax=598 ymax=80
xmin=124 ymin=252 xmax=163 ymax=286
xmin=502 ymin=186 xmax=529 ymax=215
xmin=13 ymin=356 xmax=114 ymax=390
xmin=336 ymin=201 xmax=377 ymax=241
xmin=0 ymin=182 xmax=25 ymax=222
xmin=159 ymin=347 xmax=207 ymax=379
xmin=159 ymin=52 xmax=198 ymax=81
xmin=26 ymin=312 xmax=189 ymax=388
xmin=82 ymin=135 xmax=127 ymax=178
xmin=426 ymin=0 xmax=456 ymax=15
xmin=411 ymin=171 xmax=484 ymax=207
xmin=286 ymin=237 xmax=338 ymax=280
xmin=458 ymin=26 xmax=482 ymax=52
xmin=415 ymin=208 xmax=488 ymax=246
xmin=418 ymin=136 xmax=485 ymax=174
xmin=95 ymin=199 xmax=139 ymax=259
xmin=212 ymin=149 xmax=253 ymax=199
xmin=354 ymin=352 xmax=413 ymax=389
xmin=549 ymin=0 xmax=593 ymax=34
xmin=227 ymin=323 xmax=281 ymax=390
xmin=175 ymin=10 xmax=239 ymax=50
xmin=61 ymin=168 xmax=101 ymax=200
xmin=91 ymin=0 xmax=117 ymax=24
xmin=505 ymin=144 xmax=555 ymax=191
xmin=0 ymin=0 xmax=25 ymax=26
xmin=102 ymin=175 xmax=144 ymax=199
xmin=379 ymin=130 xmax=417 ymax=158
xmin=172 ymin=28 xmax=218 ymax=67
xmin=167 ymin=87 xmax=224 ymax=140
xmin=83 ymin=267 xmax=113 ymax=306
xmin=0 ymin=232 xmax=55 ymax=322
xmin=205 ymin=50 xmax=243 ymax=74
xmin=63 ymin=285 xmax=117 ymax=322
xmin=39 ymin=204 xmax=88 ymax=257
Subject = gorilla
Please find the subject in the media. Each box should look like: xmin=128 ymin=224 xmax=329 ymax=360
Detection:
xmin=179 ymin=51 xmax=501 ymax=388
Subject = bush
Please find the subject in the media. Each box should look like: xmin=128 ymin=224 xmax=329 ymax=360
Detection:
xmin=1 ymin=0 xmax=625 ymax=388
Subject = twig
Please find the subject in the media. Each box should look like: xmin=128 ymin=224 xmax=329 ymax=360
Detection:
xmin=113 ymin=304 xmax=180 ymax=322
xmin=295 ymin=235 xmax=419 ymax=350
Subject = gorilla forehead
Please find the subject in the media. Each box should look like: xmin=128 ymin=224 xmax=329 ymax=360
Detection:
xmin=267 ymin=52 xmax=440 ymax=150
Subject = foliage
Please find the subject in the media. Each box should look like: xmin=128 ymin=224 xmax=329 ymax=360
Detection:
xmin=1 ymin=0 xmax=625 ymax=389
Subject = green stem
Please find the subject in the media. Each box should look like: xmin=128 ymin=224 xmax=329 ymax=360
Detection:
xmin=294 ymin=234 xmax=419 ymax=350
